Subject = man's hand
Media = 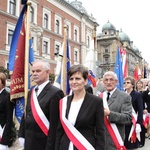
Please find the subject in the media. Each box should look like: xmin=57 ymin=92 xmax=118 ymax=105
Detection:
xmin=104 ymin=108 xmax=110 ymax=116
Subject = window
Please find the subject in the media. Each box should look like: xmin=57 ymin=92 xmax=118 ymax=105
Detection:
xmin=44 ymin=14 xmax=48 ymax=29
xmin=55 ymin=45 xmax=60 ymax=56
xmin=9 ymin=0 xmax=16 ymax=15
xmin=30 ymin=6 xmax=34 ymax=23
xmin=8 ymin=29 xmax=14 ymax=46
xmin=55 ymin=15 xmax=62 ymax=35
xmin=87 ymin=36 xmax=90 ymax=47
xmin=43 ymin=41 xmax=48 ymax=54
xmin=67 ymin=25 xmax=69 ymax=39
xmin=74 ymin=51 xmax=78 ymax=61
xmin=105 ymin=49 xmax=108 ymax=53
xmin=56 ymin=20 xmax=59 ymax=34
xmin=74 ymin=29 xmax=77 ymax=41
xmin=43 ymin=8 xmax=51 ymax=30
xmin=105 ymin=58 xmax=109 ymax=64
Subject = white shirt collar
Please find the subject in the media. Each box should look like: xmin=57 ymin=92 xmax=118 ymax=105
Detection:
xmin=35 ymin=80 xmax=49 ymax=96
xmin=0 ymin=88 xmax=5 ymax=94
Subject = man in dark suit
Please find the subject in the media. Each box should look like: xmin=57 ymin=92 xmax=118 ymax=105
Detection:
xmin=85 ymin=83 xmax=93 ymax=94
xmin=102 ymin=71 xmax=132 ymax=150
xmin=18 ymin=60 xmax=64 ymax=150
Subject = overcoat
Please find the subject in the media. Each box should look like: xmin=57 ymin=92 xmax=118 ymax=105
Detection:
xmin=105 ymin=89 xmax=132 ymax=150
xmin=55 ymin=92 xmax=105 ymax=150
xmin=18 ymin=82 xmax=64 ymax=150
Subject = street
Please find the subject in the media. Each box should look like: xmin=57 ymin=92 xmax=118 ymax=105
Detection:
xmin=140 ymin=138 xmax=150 ymax=150
xmin=9 ymin=137 xmax=150 ymax=150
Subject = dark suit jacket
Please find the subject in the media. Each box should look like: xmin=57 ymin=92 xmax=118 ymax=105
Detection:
xmin=0 ymin=89 xmax=14 ymax=145
xmin=143 ymin=89 xmax=150 ymax=112
xmin=18 ymin=82 xmax=64 ymax=150
xmin=85 ymin=84 xmax=93 ymax=94
xmin=105 ymin=89 xmax=132 ymax=150
xmin=55 ymin=92 xmax=105 ymax=150
xmin=124 ymin=90 xmax=143 ymax=149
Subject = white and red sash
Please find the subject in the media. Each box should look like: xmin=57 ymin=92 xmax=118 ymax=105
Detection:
xmin=0 ymin=125 xmax=5 ymax=142
xmin=99 ymin=92 xmax=126 ymax=150
xmin=59 ymin=96 xmax=95 ymax=150
xmin=143 ymin=114 xmax=149 ymax=128
xmin=30 ymin=89 xmax=49 ymax=136
xmin=128 ymin=107 xmax=137 ymax=143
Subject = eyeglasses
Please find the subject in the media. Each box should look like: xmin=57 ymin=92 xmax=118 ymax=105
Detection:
xmin=104 ymin=78 xmax=115 ymax=82
xmin=124 ymin=82 xmax=131 ymax=84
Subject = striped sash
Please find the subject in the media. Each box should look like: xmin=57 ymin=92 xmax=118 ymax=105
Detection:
xmin=30 ymin=89 xmax=49 ymax=136
xmin=100 ymin=92 xmax=126 ymax=150
xmin=59 ymin=96 xmax=95 ymax=150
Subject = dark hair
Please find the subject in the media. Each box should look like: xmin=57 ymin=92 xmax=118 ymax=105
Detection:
xmin=68 ymin=65 xmax=88 ymax=80
xmin=124 ymin=76 xmax=135 ymax=89
xmin=0 ymin=72 xmax=6 ymax=87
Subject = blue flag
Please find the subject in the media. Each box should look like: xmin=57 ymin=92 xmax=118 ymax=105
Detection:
xmin=114 ymin=47 xmax=124 ymax=91
xmin=8 ymin=4 xmax=34 ymax=123
xmin=54 ymin=39 xmax=70 ymax=95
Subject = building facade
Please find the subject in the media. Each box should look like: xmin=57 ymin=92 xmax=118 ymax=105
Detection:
xmin=0 ymin=0 xmax=98 ymax=75
xmin=96 ymin=21 xmax=149 ymax=78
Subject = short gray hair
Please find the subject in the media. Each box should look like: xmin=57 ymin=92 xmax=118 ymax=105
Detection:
xmin=103 ymin=71 xmax=118 ymax=80
xmin=32 ymin=60 xmax=50 ymax=70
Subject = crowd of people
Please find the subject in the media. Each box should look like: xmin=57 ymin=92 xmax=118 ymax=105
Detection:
xmin=0 ymin=60 xmax=150 ymax=150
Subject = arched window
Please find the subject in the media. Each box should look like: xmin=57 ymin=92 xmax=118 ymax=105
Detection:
xmin=30 ymin=6 xmax=34 ymax=23
xmin=56 ymin=20 xmax=59 ymax=34
xmin=44 ymin=14 xmax=48 ymax=28
xmin=9 ymin=0 xmax=16 ymax=15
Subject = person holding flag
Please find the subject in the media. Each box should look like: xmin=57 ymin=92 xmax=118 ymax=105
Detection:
xmin=55 ymin=64 xmax=105 ymax=150
xmin=18 ymin=60 xmax=64 ymax=150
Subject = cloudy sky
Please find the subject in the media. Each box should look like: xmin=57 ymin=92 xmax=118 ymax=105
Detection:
xmin=78 ymin=0 xmax=150 ymax=65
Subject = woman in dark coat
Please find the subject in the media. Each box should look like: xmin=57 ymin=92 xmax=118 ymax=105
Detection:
xmin=124 ymin=76 xmax=143 ymax=149
xmin=136 ymin=80 xmax=147 ymax=147
xmin=0 ymin=72 xmax=14 ymax=149
xmin=55 ymin=64 xmax=105 ymax=150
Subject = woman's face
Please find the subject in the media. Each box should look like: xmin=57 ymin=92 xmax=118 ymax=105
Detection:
xmin=124 ymin=79 xmax=133 ymax=91
xmin=136 ymin=81 xmax=143 ymax=90
xmin=69 ymin=71 xmax=87 ymax=92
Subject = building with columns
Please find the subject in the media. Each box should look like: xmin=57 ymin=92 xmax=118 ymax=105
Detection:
xmin=96 ymin=20 xmax=149 ymax=78
xmin=0 ymin=0 xmax=98 ymax=75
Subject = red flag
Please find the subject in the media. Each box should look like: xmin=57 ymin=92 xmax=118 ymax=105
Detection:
xmin=10 ymin=23 xmax=25 ymax=99
xmin=134 ymin=65 xmax=139 ymax=81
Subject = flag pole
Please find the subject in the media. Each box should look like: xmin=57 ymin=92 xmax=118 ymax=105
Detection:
xmin=62 ymin=24 xmax=67 ymax=95
xmin=24 ymin=1 xmax=31 ymax=117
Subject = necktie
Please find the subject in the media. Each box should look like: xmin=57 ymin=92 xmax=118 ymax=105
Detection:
xmin=35 ymin=86 xmax=39 ymax=96
xmin=107 ymin=92 xmax=110 ymax=101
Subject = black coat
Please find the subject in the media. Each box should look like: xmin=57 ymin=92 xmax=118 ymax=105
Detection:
xmin=0 ymin=89 xmax=14 ymax=145
xmin=124 ymin=90 xmax=143 ymax=149
xmin=55 ymin=92 xmax=105 ymax=150
xmin=143 ymin=89 xmax=150 ymax=112
xmin=18 ymin=82 xmax=64 ymax=150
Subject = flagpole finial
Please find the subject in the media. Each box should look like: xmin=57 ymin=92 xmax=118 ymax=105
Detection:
xmin=27 ymin=0 xmax=32 ymax=6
